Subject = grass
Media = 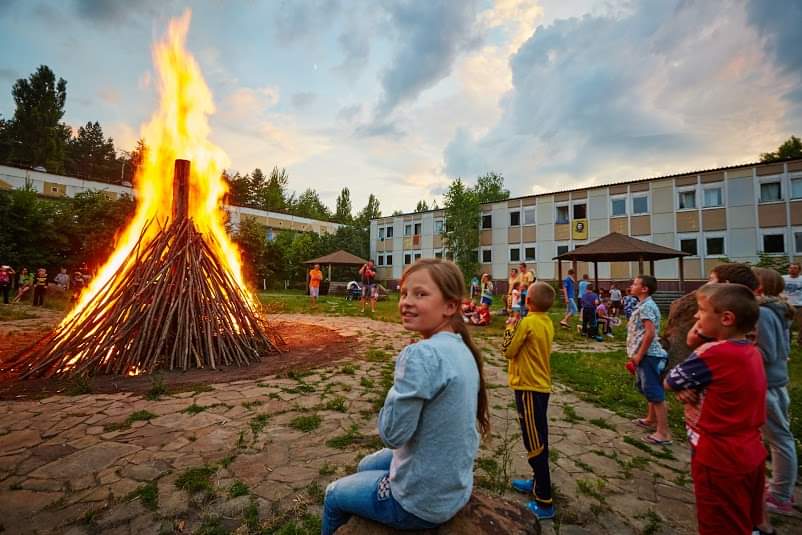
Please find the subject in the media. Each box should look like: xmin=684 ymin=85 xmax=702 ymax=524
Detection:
xmin=562 ymin=405 xmax=585 ymax=423
xmin=128 ymin=481 xmax=158 ymax=510
xmin=290 ymin=414 xmax=322 ymax=432
xmin=325 ymin=424 xmax=362 ymax=449
xmin=340 ymin=364 xmax=356 ymax=375
xmin=306 ymin=481 xmax=325 ymax=504
xmin=145 ymin=375 xmax=168 ymax=400
xmin=183 ymin=403 xmax=208 ymax=415
xmin=65 ymin=375 xmax=93 ymax=396
xmin=318 ymin=462 xmax=336 ymax=476
xmin=103 ymin=410 xmax=156 ymax=432
xmin=228 ymin=480 xmax=250 ymax=498
xmin=250 ymin=414 xmax=270 ymax=435
xmin=323 ymin=396 xmax=348 ymax=412
xmin=175 ymin=465 xmax=216 ymax=494
xmin=0 ymin=306 xmax=38 ymax=321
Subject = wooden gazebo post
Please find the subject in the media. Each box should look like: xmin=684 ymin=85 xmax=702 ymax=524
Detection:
xmin=678 ymin=257 xmax=685 ymax=293
xmin=593 ymin=261 xmax=599 ymax=293
xmin=638 ymin=256 xmax=644 ymax=275
xmin=649 ymin=260 xmax=655 ymax=276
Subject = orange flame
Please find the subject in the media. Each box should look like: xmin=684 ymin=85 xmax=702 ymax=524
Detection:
xmin=62 ymin=10 xmax=252 ymax=329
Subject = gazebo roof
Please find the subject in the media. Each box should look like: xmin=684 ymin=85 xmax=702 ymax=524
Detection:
xmin=553 ymin=232 xmax=689 ymax=262
xmin=303 ymin=250 xmax=368 ymax=265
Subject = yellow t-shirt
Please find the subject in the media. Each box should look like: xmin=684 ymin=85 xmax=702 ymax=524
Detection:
xmin=502 ymin=312 xmax=554 ymax=392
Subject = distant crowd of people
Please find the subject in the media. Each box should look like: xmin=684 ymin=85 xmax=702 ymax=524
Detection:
xmin=0 ymin=263 xmax=90 ymax=306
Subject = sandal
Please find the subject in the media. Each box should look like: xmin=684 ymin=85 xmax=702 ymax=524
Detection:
xmin=643 ymin=434 xmax=672 ymax=446
xmin=632 ymin=418 xmax=655 ymax=430
xmin=559 ymin=321 xmax=569 ymax=328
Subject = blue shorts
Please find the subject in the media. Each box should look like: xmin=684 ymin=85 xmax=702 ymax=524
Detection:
xmin=481 ymin=296 xmax=492 ymax=306
xmin=566 ymin=298 xmax=578 ymax=315
xmin=636 ymin=355 xmax=667 ymax=403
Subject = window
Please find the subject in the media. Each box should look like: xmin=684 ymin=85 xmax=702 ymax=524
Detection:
xmin=611 ymin=198 xmax=626 ymax=217
xmin=414 ymin=252 xmax=422 ymax=261
xmin=434 ymin=220 xmax=444 ymax=234
xmin=763 ymin=233 xmax=785 ymax=253
xmin=795 ymin=232 xmax=802 ymax=254
xmin=434 ymin=250 xmax=443 ymax=259
xmin=377 ymin=255 xmax=384 ymax=266
xmin=510 ymin=247 xmax=520 ymax=262
xmin=556 ymin=206 xmax=569 ymax=224
xmin=632 ymin=195 xmax=648 ymax=214
xmin=792 ymin=178 xmax=802 ymax=199
xmin=404 ymin=253 xmax=412 ymax=264
xmin=386 ymin=226 xmax=394 ymax=238
xmin=378 ymin=227 xmax=385 ymax=240
xmin=404 ymin=224 xmax=412 ymax=236
xmin=678 ymin=190 xmax=696 ymax=210
xmin=509 ymin=210 xmax=520 ymax=226
xmin=414 ymin=222 xmax=422 ymax=235
xmin=557 ymin=244 xmax=569 ymax=256
xmin=703 ymin=187 xmax=723 ymax=208
xmin=386 ymin=254 xmax=393 ymax=265
xmin=680 ymin=238 xmax=698 ymax=256
xmin=705 ymin=237 xmax=724 ymax=256
xmin=482 ymin=249 xmax=492 ymax=263
xmin=760 ymin=182 xmax=782 ymax=202
xmin=523 ymin=207 xmax=535 ymax=225
xmin=572 ymin=203 xmax=587 ymax=219
xmin=524 ymin=246 xmax=536 ymax=261
xmin=481 ymin=214 xmax=492 ymax=229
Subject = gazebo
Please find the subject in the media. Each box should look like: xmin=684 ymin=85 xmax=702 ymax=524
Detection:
xmin=553 ymin=232 xmax=690 ymax=293
xmin=303 ymin=250 xmax=368 ymax=283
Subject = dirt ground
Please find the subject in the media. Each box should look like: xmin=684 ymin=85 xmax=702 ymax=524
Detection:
xmin=0 ymin=308 xmax=353 ymax=400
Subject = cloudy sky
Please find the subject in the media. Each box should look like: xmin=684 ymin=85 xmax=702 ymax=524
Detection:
xmin=1 ymin=0 xmax=800 ymax=214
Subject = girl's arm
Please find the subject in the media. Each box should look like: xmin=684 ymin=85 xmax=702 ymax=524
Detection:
xmin=378 ymin=346 xmax=440 ymax=448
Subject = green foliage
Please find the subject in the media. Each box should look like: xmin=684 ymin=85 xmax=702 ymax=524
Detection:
xmin=443 ymin=178 xmax=480 ymax=281
xmin=325 ymin=424 xmax=362 ymax=449
xmin=755 ymin=252 xmax=789 ymax=273
xmin=290 ymin=414 xmax=322 ymax=432
xmin=415 ymin=200 xmax=429 ymax=212
xmin=65 ymin=121 xmax=119 ymax=181
xmin=250 ymin=414 xmax=270 ymax=435
xmin=175 ymin=465 xmax=216 ymax=494
xmin=128 ymin=481 xmax=158 ymax=510
xmin=323 ymin=396 xmax=348 ymax=412
xmin=228 ymin=480 xmax=250 ymax=498
xmin=473 ymin=171 xmax=510 ymax=203
xmin=145 ymin=374 xmax=168 ymax=401
xmin=305 ymin=481 xmax=325 ymax=504
xmin=183 ymin=403 xmax=208 ymax=415
xmin=761 ymin=135 xmax=802 ymax=162
xmin=334 ymin=187 xmax=353 ymax=224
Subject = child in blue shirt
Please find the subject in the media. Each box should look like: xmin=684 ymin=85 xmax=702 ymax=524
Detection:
xmin=322 ymin=259 xmax=489 ymax=534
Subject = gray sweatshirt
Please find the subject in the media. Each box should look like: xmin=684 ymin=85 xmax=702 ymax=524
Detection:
xmin=756 ymin=300 xmax=791 ymax=388
xmin=378 ymin=331 xmax=480 ymax=524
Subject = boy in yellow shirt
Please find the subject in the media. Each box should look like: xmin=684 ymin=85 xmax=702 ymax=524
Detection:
xmin=502 ymin=281 xmax=556 ymax=520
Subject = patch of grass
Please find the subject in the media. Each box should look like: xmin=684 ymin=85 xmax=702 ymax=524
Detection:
xmin=340 ymin=364 xmax=356 ymax=375
xmin=103 ymin=410 xmax=156 ymax=432
xmin=229 ymin=480 xmax=249 ymax=498
xmin=323 ymin=396 xmax=348 ymax=412
xmin=128 ymin=481 xmax=158 ymax=510
xmin=549 ymin=449 xmax=560 ymax=463
xmin=194 ymin=514 xmax=227 ymax=535
xmin=0 ymin=306 xmax=38 ymax=321
xmin=219 ymin=454 xmax=235 ymax=469
xmin=65 ymin=375 xmax=93 ymax=396
xmin=243 ymin=499 xmax=260 ymax=531
xmin=145 ymin=374 xmax=168 ymax=400
xmin=250 ymin=414 xmax=270 ymax=435
xmin=360 ymin=377 xmax=374 ymax=389
xmin=576 ymin=478 xmax=607 ymax=503
xmin=242 ymin=400 xmax=263 ymax=410
xmin=183 ymin=403 xmax=208 ymax=415
xmin=562 ymin=405 xmax=584 ymax=423
xmin=318 ymin=462 xmax=336 ymax=476
xmin=175 ymin=465 xmax=216 ymax=494
xmin=365 ymin=349 xmax=389 ymax=362
xmin=290 ymin=414 xmax=322 ymax=432
xmin=637 ymin=510 xmax=663 ymax=535
xmin=287 ymin=370 xmax=312 ymax=381
xmin=306 ymin=481 xmax=324 ymax=504
xmin=284 ymin=383 xmax=315 ymax=394
xmin=326 ymin=424 xmax=362 ymax=449
xmin=588 ymin=417 xmax=614 ymax=430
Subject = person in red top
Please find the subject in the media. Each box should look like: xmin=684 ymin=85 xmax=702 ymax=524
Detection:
xmin=664 ymin=283 xmax=766 ymax=535
xmin=470 ymin=302 xmax=491 ymax=326
xmin=308 ymin=264 xmax=323 ymax=306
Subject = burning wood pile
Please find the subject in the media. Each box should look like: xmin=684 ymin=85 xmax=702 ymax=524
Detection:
xmin=1 ymin=13 xmax=281 ymax=379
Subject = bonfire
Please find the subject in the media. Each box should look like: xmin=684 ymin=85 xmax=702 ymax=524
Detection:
xmin=3 ymin=12 xmax=280 ymax=378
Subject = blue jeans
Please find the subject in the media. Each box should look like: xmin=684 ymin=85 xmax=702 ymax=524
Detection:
xmin=322 ymin=449 xmax=438 ymax=535
xmin=764 ymin=386 xmax=798 ymax=502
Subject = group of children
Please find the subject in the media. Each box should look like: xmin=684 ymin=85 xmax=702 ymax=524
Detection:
xmin=0 ymin=265 xmax=88 ymax=306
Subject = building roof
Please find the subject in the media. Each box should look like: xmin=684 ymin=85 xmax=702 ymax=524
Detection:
xmin=303 ymin=250 xmax=368 ymax=265
xmin=553 ymin=232 xmax=690 ymax=262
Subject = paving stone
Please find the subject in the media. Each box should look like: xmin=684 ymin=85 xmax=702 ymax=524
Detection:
xmin=0 ymin=429 xmax=41 ymax=452
xmin=29 ymin=442 xmax=141 ymax=480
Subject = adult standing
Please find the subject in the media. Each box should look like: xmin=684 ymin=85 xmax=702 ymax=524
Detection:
xmin=782 ymin=262 xmax=802 ymax=344
xmin=0 ymin=265 xmax=14 ymax=304
xmin=359 ymin=260 xmax=377 ymax=313
xmin=308 ymin=263 xmax=323 ymax=306
xmin=609 ymin=284 xmax=622 ymax=317
xmin=480 ymin=273 xmax=494 ymax=306
xmin=518 ymin=263 xmax=534 ymax=318
xmin=506 ymin=268 xmax=518 ymax=313
xmin=560 ymin=269 xmax=577 ymax=328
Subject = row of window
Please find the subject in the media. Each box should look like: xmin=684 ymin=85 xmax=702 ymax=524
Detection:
xmin=679 ymin=236 xmax=725 ymax=257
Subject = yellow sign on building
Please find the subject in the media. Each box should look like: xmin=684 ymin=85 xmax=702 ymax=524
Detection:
xmin=572 ymin=219 xmax=588 ymax=240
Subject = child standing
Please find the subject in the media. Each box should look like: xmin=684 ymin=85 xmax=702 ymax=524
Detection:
xmin=480 ymin=273 xmax=494 ymax=306
xmin=503 ymin=281 xmax=557 ymax=520
xmin=506 ymin=282 xmax=521 ymax=326
xmin=322 ymin=259 xmax=489 ymax=534
xmin=665 ymin=283 xmax=766 ymax=535
xmin=579 ymin=285 xmax=602 ymax=340
xmin=32 ymin=268 xmax=47 ymax=306
xmin=627 ymin=275 xmax=671 ymax=445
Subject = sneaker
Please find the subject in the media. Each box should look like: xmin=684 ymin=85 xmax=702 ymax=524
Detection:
xmin=606 ymin=333 xmax=614 ymax=338
xmin=526 ymin=500 xmax=556 ymax=520
xmin=766 ymin=493 xmax=795 ymax=515
xmin=511 ymin=479 xmax=534 ymax=493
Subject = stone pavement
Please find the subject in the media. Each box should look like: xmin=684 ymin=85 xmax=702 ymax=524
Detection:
xmin=0 ymin=313 xmax=800 ymax=534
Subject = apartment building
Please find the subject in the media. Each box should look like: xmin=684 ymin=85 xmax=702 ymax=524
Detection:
xmin=370 ymin=157 xmax=802 ymax=283
xmin=0 ymin=164 xmax=340 ymax=237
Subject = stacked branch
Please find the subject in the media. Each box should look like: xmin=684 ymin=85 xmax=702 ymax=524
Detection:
xmin=4 ymin=218 xmax=281 ymax=379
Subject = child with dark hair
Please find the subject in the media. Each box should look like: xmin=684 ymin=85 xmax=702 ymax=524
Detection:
xmin=627 ymin=275 xmax=671 ymax=445
xmin=665 ymin=283 xmax=766 ymax=535
xmin=503 ymin=282 xmax=557 ymax=519
xmin=579 ymin=285 xmax=603 ymax=341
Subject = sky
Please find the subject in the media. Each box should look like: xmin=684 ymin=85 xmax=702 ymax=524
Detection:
xmin=0 ymin=0 xmax=800 ymax=214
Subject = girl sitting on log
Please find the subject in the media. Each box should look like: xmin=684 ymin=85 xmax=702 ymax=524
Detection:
xmin=322 ymin=259 xmax=490 ymax=534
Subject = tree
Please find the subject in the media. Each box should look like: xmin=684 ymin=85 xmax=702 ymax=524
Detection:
xmin=473 ymin=171 xmax=510 ymax=203
xmin=293 ymin=188 xmax=332 ymax=220
xmin=248 ymin=168 xmax=266 ymax=208
xmin=356 ymin=194 xmax=381 ymax=227
xmin=334 ymin=187 xmax=353 ymax=224
xmin=5 ymin=65 xmax=70 ymax=172
xmin=442 ymin=178 xmax=480 ymax=281
xmin=761 ymin=135 xmax=802 ymax=162
xmin=120 ymin=138 xmax=147 ymax=184
xmin=225 ymin=170 xmax=251 ymax=207
xmin=260 ymin=166 xmax=289 ymax=212
xmin=415 ymin=200 xmax=429 ymax=212
xmin=233 ymin=216 xmax=271 ymax=285
xmin=65 ymin=121 xmax=119 ymax=182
